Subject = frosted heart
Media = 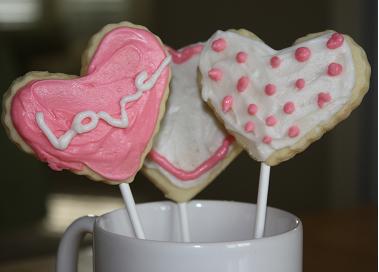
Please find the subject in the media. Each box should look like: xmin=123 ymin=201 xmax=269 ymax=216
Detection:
xmin=143 ymin=44 xmax=241 ymax=202
xmin=3 ymin=23 xmax=170 ymax=183
xmin=199 ymin=30 xmax=370 ymax=165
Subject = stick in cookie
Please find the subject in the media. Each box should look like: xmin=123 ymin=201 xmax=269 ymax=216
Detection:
xmin=198 ymin=29 xmax=371 ymax=238
xmin=2 ymin=22 xmax=172 ymax=238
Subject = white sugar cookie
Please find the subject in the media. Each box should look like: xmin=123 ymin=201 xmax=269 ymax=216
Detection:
xmin=143 ymin=44 xmax=241 ymax=202
xmin=199 ymin=30 xmax=370 ymax=165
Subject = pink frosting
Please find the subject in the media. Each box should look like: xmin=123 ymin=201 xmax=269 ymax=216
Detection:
xmin=149 ymin=136 xmax=235 ymax=181
xmin=264 ymin=83 xmax=276 ymax=96
xmin=247 ymin=103 xmax=258 ymax=115
xmin=317 ymin=92 xmax=332 ymax=108
xmin=270 ymin=56 xmax=281 ymax=68
xmin=10 ymin=26 xmax=170 ymax=182
xmin=295 ymin=78 xmax=305 ymax=90
xmin=208 ymin=68 xmax=223 ymax=81
xmin=263 ymin=136 xmax=272 ymax=144
xmin=265 ymin=115 xmax=277 ymax=127
xmin=327 ymin=63 xmax=343 ymax=76
xmin=236 ymin=51 xmax=247 ymax=63
xmin=295 ymin=47 xmax=311 ymax=62
xmin=222 ymin=95 xmax=233 ymax=112
xmin=327 ymin=33 xmax=344 ymax=49
xmin=244 ymin=121 xmax=255 ymax=132
xmin=211 ymin=38 xmax=227 ymax=52
xmin=288 ymin=125 xmax=300 ymax=138
xmin=236 ymin=76 xmax=249 ymax=92
xmin=168 ymin=44 xmax=203 ymax=64
xmin=283 ymin=102 xmax=295 ymax=114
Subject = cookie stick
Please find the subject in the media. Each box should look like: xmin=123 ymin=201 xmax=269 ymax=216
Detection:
xmin=143 ymin=44 xmax=241 ymax=242
xmin=178 ymin=202 xmax=190 ymax=242
xmin=253 ymin=163 xmax=270 ymax=238
xmin=38 ymin=48 xmax=171 ymax=239
xmin=119 ymin=183 xmax=145 ymax=239
xmin=2 ymin=22 xmax=172 ymax=239
xmin=116 ymin=52 xmax=171 ymax=239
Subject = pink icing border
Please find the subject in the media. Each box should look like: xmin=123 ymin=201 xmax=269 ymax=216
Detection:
xmin=149 ymin=44 xmax=235 ymax=181
xmin=167 ymin=44 xmax=203 ymax=64
xmin=149 ymin=136 xmax=235 ymax=181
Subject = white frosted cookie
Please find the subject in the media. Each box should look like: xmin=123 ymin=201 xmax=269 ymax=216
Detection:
xmin=143 ymin=44 xmax=242 ymax=202
xmin=199 ymin=30 xmax=370 ymax=166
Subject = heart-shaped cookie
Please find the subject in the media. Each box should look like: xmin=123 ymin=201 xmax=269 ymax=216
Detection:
xmin=199 ymin=30 xmax=370 ymax=165
xmin=143 ymin=44 xmax=242 ymax=202
xmin=2 ymin=22 xmax=171 ymax=183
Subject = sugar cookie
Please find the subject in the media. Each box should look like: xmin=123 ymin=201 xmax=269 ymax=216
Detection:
xmin=199 ymin=30 xmax=370 ymax=165
xmin=143 ymin=44 xmax=241 ymax=202
xmin=2 ymin=22 xmax=171 ymax=183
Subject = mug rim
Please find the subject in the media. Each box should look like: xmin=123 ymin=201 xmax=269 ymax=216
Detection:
xmin=95 ymin=200 xmax=302 ymax=248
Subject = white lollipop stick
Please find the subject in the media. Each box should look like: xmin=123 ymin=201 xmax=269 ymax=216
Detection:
xmin=178 ymin=202 xmax=190 ymax=242
xmin=253 ymin=163 xmax=271 ymax=239
xmin=119 ymin=183 xmax=146 ymax=239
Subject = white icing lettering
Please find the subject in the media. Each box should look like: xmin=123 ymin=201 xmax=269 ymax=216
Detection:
xmin=36 ymin=55 xmax=171 ymax=150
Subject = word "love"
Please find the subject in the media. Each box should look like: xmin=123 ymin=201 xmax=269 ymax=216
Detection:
xmin=36 ymin=56 xmax=171 ymax=150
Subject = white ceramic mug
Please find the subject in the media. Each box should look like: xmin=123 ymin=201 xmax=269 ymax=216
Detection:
xmin=56 ymin=200 xmax=302 ymax=272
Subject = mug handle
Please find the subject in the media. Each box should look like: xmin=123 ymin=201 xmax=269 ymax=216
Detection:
xmin=56 ymin=215 xmax=97 ymax=272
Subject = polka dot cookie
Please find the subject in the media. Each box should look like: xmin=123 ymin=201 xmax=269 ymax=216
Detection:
xmin=199 ymin=29 xmax=370 ymax=166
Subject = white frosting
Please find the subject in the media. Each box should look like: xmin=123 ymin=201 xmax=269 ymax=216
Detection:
xmin=144 ymin=50 xmax=231 ymax=189
xmin=36 ymin=55 xmax=171 ymax=150
xmin=199 ymin=31 xmax=355 ymax=161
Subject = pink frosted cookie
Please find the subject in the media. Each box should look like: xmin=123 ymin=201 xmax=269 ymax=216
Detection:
xmin=143 ymin=44 xmax=242 ymax=202
xmin=2 ymin=22 xmax=171 ymax=183
xmin=199 ymin=30 xmax=370 ymax=165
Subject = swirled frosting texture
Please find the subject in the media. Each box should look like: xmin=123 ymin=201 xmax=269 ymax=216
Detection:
xmin=10 ymin=26 xmax=170 ymax=181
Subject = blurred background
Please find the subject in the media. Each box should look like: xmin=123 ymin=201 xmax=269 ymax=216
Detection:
xmin=0 ymin=0 xmax=377 ymax=271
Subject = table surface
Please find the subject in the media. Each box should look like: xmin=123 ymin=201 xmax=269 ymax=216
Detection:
xmin=302 ymin=206 xmax=377 ymax=271
xmin=0 ymin=206 xmax=376 ymax=272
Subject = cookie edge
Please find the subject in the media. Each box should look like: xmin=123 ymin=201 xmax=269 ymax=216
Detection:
xmin=2 ymin=21 xmax=171 ymax=184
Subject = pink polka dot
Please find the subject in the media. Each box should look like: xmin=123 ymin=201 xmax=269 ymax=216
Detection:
xmin=222 ymin=95 xmax=233 ymax=112
xmin=244 ymin=121 xmax=255 ymax=132
xmin=288 ymin=125 xmax=300 ymax=138
xmin=317 ymin=92 xmax=331 ymax=108
xmin=236 ymin=51 xmax=247 ymax=63
xmin=327 ymin=63 xmax=343 ymax=76
xmin=327 ymin=33 xmax=344 ymax=49
xmin=263 ymin=136 xmax=272 ymax=144
xmin=295 ymin=47 xmax=311 ymax=62
xmin=283 ymin=102 xmax=295 ymax=114
xmin=247 ymin=104 xmax=258 ymax=115
xmin=295 ymin=78 xmax=305 ymax=90
xmin=237 ymin=76 xmax=250 ymax=92
xmin=265 ymin=115 xmax=277 ymax=127
xmin=211 ymin=38 xmax=227 ymax=52
xmin=264 ymin=83 xmax=276 ymax=96
xmin=270 ymin=56 xmax=281 ymax=68
xmin=208 ymin=68 xmax=222 ymax=81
